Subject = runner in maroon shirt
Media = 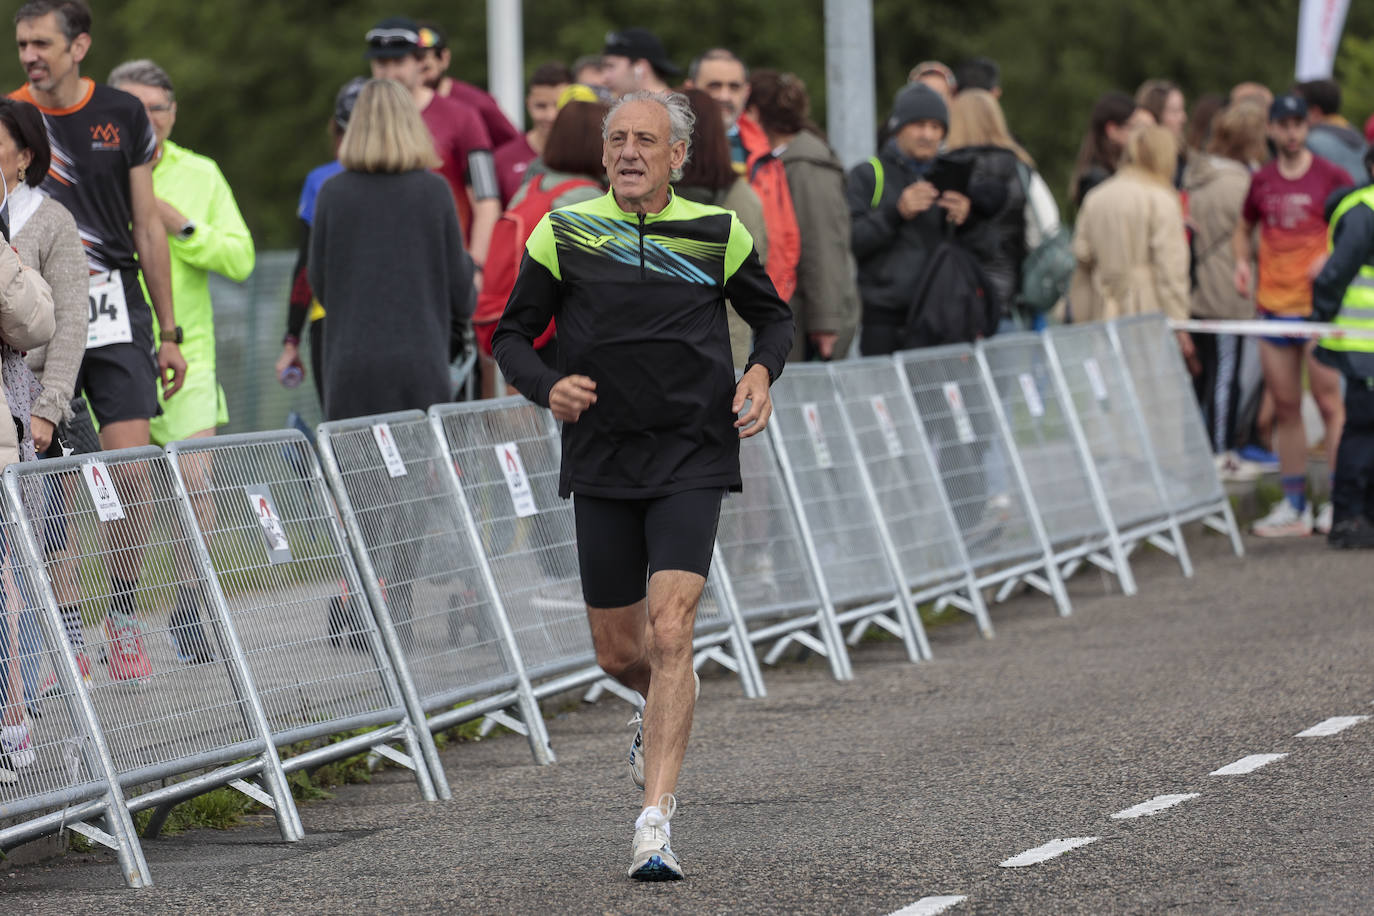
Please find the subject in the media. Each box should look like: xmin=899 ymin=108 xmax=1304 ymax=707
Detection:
xmin=416 ymin=20 xmax=519 ymax=149
xmin=366 ymin=17 xmax=499 ymax=273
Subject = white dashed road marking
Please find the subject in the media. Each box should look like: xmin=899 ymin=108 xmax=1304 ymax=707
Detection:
xmin=888 ymin=895 xmax=968 ymax=916
xmin=1294 ymin=715 xmax=1369 ymax=737
xmin=1110 ymin=793 xmax=1200 ymax=819
xmin=999 ymin=837 xmax=1100 ymax=868
xmin=1209 ymin=753 xmax=1288 ymax=776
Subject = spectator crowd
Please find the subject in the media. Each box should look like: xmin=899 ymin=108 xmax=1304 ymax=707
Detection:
xmin=1 ymin=0 xmax=1374 ymax=781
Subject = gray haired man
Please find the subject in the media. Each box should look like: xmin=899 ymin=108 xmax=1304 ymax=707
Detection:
xmin=493 ymin=91 xmax=794 ymax=880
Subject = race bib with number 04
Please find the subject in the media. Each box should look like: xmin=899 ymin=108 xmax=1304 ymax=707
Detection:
xmin=87 ymin=271 xmax=132 ymax=349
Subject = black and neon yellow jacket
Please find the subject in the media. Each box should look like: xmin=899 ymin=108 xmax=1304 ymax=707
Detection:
xmin=493 ymin=189 xmax=794 ymax=499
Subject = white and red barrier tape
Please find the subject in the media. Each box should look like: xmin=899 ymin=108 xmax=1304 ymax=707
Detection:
xmin=1167 ymin=318 xmax=1374 ymax=340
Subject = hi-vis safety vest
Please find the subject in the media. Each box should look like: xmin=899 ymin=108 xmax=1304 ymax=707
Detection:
xmin=1322 ymin=184 xmax=1374 ymax=355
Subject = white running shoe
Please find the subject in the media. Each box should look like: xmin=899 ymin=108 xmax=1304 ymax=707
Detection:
xmin=1314 ymin=501 xmax=1334 ymax=535
xmin=1 ymin=724 xmax=37 ymax=768
xmin=629 ymin=794 xmax=682 ymax=881
xmin=1215 ymin=451 xmax=1261 ymax=482
xmin=629 ymin=671 xmax=699 ymax=789
xmin=1251 ymin=499 xmax=1313 ymax=538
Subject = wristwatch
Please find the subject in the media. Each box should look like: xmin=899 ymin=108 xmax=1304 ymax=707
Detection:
xmin=160 ymin=325 xmax=183 ymax=344
xmin=176 ymin=220 xmax=196 ymax=240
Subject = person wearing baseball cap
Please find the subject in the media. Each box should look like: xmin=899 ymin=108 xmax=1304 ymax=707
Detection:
xmin=601 ymin=27 xmax=678 ymax=97
xmin=1233 ymin=90 xmax=1355 ymax=537
xmin=364 ymin=16 xmax=502 ymax=272
xmin=416 ymin=19 xmax=520 ymax=149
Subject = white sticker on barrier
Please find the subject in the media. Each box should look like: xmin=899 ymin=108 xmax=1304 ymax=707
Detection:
xmin=372 ymin=422 xmax=408 ymax=478
xmin=495 ymin=442 xmax=538 ymax=518
xmin=943 ymin=382 xmax=976 ymax=444
xmin=801 ymin=402 xmax=834 ymax=468
xmin=1018 ymin=373 xmax=1045 ymax=418
xmin=245 ymin=485 xmax=293 ymax=564
xmin=82 ymin=460 xmax=125 ymax=522
xmin=1083 ymin=358 xmax=1109 ymax=402
xmin=870 ymin=395 xmax=903 ymax=457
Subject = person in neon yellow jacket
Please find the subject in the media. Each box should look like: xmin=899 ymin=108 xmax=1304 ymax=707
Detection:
xmin=109 ymin=59 xmax=253 ymax=664
xmin=109 ymin=59 xmax=254 ymax=446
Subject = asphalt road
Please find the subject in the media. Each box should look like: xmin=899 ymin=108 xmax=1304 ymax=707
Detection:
xmin=2 ymin=527 xmax=1370 ymax=914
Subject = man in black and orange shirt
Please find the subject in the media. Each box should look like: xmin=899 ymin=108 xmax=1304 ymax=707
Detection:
xmin=13 ymin=0 xmax=186 ymax=682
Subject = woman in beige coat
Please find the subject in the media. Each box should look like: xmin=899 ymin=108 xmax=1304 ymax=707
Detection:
xmin=1069 ymin=124 xmax=1191 ymax=326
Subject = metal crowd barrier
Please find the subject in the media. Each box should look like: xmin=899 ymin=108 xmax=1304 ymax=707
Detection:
xmin=768 ymin=365 xmax=930 ymax=662
xmin=1045 ymin=323 xmax=1193 ymax=577
xmin=898 ymin=346 xmax=1072 ymax=617
xmin=829 ymin=358 xmax=992 ymax=636
xmin=1110 ymin=315 xmax=1245 ymax=556
xmin=1 ymin=447 xmax=303 ymax=885
xmin=979 ymin=333 xmax=1138 ymax=595
xmin=0 ymin=313 xmax=1250 ymax=888
xmin=315 ymin=410 xmax=555 ymax=765
xmin=0 ymin=507 xmax=150 ymax=886
xmin=713 ymin=430 xmax=853 ymax=680
xmin=165 ymin=432 xmax=445 ymax=800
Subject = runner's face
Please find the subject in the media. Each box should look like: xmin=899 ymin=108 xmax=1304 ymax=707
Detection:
xmin=16 ymin=13 xmax=86 ymax=93
xmin=691 ymin=58 xmax=748 ymax=129
xmin=527 ymin=84 xmax=564 ymax=137
xmin=370 ymin=54 xmax=422 ymax=92
xmin=1269 ymin=116 xmax=1308 ymax=157
xmin=603 ymin=99 xmax=685 ymax=207
xmin=119 ymin=82 xmax=176 ymax=147
xmin=0 ymin=122 xmax=32 ymax=192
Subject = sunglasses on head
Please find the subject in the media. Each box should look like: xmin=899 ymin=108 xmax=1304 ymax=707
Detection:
xmin=366 ymin=27 xmax=419 ymax=48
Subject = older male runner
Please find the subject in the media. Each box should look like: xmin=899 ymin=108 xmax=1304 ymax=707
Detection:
xmin=493 ymin=90 xmax=793 ymax=881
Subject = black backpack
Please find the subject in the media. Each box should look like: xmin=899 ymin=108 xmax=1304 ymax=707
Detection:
xmin=901 ymin=240 xmax=1000 ymax=349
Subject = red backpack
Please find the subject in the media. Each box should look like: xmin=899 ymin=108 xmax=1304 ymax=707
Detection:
xmin=474 ymin=177 xmax=600 ymax=357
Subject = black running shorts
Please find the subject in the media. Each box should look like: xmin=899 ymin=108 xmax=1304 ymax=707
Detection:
xmin=573 ymin=488 xmax=725 ymax=608
xmin=76 ymin=268 xmax=160 ymax=426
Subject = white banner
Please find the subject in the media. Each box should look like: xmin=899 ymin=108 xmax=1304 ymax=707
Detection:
xmin=1296 ymin=0 xmax=1350 ymax=80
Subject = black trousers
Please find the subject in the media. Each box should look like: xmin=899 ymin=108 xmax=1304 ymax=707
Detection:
xmin=1332 ymin=377 xmax=1374 ymax=525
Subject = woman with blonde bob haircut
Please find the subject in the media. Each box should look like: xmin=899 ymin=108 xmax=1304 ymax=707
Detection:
xmin=337 ymin=77 xmax=441 ymax=173
xmin=1069 ymin=123 xmax=1192 ymax=353
xmin=309 ymin=78 xmax=473 ymax=422
xmin=946 ymin=89 xmax=1061 ymax=329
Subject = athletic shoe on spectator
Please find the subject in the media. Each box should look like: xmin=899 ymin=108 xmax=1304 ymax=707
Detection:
xmin=1215 ymin=451 xmax=1261 ymax=482
xmin=0 ymin=762 xmax=16 ymax=784
xmin=629 ymin=671 xmax=698 ymax=789
xmin=629 ymin=793 xmax=683 ymax=880
xmin=1 ymin=724 xmax=37 ymax=767
xmin=103 ymin=616 xmax=152 ymax=682
xmin=1314 ymin=501 xmax=1333 ymax=535
xmin=1251 ymin=500 xmax=1313 ymax=538
xmin=39 ymin=649 xmax=93 ymax=698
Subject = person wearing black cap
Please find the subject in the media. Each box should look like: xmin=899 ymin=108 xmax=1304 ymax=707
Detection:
xmin=602 ymin=27 xmax=678 ymax=97
xmin=366 ymin=16 xmax=501 ymax=273
xmin=1233 ymin=93 xmax=1354 ymax=538
xmin=846 ymin=83 xmax=975 ymax=355
xmin=416 ymin=19 xmax=520 ymax=150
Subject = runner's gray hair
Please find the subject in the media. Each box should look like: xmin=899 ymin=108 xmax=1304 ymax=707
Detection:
xmin=108 ymin=59 xmax=175 ymax=98
xmin=603 ymin=90 xmax=695 ymax=181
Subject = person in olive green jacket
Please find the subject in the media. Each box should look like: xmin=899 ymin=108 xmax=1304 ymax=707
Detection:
xmin=109 ymin=60 xmax=255 ymax=446
xmin=746 ymin=70 xmax=859 ymax=361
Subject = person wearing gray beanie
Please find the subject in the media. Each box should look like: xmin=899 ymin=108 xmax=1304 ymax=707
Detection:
xmin=887 ymin=83 xmax=949 ymax=135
